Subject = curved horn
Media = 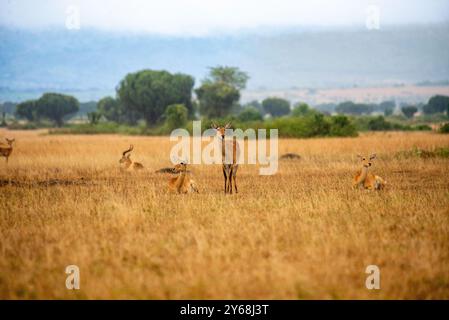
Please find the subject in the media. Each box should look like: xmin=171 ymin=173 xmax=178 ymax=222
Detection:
xmin=122 ymin=144 xmax=133 ymax=156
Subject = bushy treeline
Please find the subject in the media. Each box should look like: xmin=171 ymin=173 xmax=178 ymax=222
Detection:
xmin=353 ymin=116 xmax=431 ymax=132
xmin=333 ymin=95 xmax=449 ymax=117
xmin=184 ymin=113 xmax=358 ymax=138
xmin=5 ymin=66 xmax=449 ymax=137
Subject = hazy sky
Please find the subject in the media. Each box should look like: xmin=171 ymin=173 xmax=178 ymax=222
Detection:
xmin=1 ymin=0 xmax=449 ymax=36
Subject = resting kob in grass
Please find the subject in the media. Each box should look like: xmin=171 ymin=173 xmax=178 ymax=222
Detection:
xmin=170 ymin=121 xmax=278 ymax=176
xmin=168 ymin=162 xmax=199 ymax=194
xmin=353 ymin=154 xmax=387 ymax=190
xmin=119 ymin=144 xmax=144 ymax=171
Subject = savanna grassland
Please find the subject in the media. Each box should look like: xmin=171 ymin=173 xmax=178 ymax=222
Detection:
xmin=0 ymin=129 xmax=448 ymax=299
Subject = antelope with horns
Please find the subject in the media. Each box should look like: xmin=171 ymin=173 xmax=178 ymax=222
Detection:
xmin=353 ymin=154 xmax=387 ymax=190
xmin=119 ymin=145 xmax=144 ymax=170
xmin=211 ymin=122 xmax=240 ymax=194
xmin=168 ymin=162 xmax=199 ymax=194
xmin=0 ymin=138 xmax=15 ymax=163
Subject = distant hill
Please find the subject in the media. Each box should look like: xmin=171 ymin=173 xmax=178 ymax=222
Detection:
xmin=1 ymin=24 xmax=448 ymax=102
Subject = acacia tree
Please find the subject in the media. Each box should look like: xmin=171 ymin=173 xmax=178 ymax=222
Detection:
xmin=401 ymin=105 xmax=418 ymax=118
xmin=196 ymin=66 xmax=248 ymax=118
xmin=117 ymin=70 xmax=194 ymax=125
xmin=262 ymin=97 xmax=291 ymax=117
xmin=196 ymin=82 xmax=240 ymax=118
xmin=15 ymin=100 xmax=38 ymax=121
xmin=206 ymin=66 xmax=249 ymax=90
xmin=423 ymin=95 xmax=449 ymax=115
xmin=36 ymin=93 xmax=79 ymax=127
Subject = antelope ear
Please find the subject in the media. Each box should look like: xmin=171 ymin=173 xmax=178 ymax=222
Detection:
xmin=370 ymin=154 xmax=377 ymax=160
xmin=211 ymin=122 xmax=217 ymax=129
xmin=225 ymin=122 xmax=232 ymax=129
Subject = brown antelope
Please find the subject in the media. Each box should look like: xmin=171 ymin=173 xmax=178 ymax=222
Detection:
xmin=168 ymin=162 xmax=199 ymax=194
xmin=0 ymin=138 xmax=15 ymax=163
xmin=353 ymin=154 xmax=387 ymax=190
xmin=119 ymin=145 xmax=144 ymax=170
xmin=211 ymin=122 xmax=240 ymax=194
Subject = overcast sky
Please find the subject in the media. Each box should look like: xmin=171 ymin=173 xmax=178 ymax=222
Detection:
xmin=1 ymin=0 xmax=449 ymax=36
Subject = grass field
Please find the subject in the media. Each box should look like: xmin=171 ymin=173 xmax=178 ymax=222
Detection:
xmin=0 ymin=129 xmax=448 ymax=299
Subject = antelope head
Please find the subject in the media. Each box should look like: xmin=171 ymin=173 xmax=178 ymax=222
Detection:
xmin=357 ymin=154 xmax=377 ymax=168
xmin=5 ymin=138 xmax=15 ymax=146
xmin=173 ymin=161 xmax=188 ymax=173
xmin=119 ymin=145 xmax=134 ymax=164
xmin=211 ymin=122 xmax=232 ymax=140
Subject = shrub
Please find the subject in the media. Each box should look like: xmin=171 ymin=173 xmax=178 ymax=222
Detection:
xmin=292 ymin=103 xmax=313 ymax=117
xmin=367 ymin=116 xmax=392 ymax=131
xmin=238 ymin=107 xmax=263 ymax=122
xmin=439 ymin=123 xmax=449 ymax=133
xmin=164 ymin=104 xmax=188 ymax=131
xmin=329 ymin=115 xmax=358 ymax=137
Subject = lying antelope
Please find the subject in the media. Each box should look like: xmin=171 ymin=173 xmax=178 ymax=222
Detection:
xmin=119 ymin=145 xmax=144 ymax=170
xmin=168 ymin=162 xmax=199 ymax=194
xmin=212 ymin=122 xmax=240 ymax=194
xmin=0 ymin=138 xmax=15 ymax=163
xmin=353 ymin=154 xmax=387 ymax=190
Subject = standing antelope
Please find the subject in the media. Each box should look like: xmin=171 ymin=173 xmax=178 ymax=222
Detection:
xmin=119 ymin=145 xmax=144 ymax=170
xmin=168 ymin=162 xmax=199 ymax=194
xmin=353 ymin=154 xmax=387 ymax=190
xmin=212 ymin=122 xmax=240 ymax=194
xmin=0 ymin=138 xmax=15 ymax=163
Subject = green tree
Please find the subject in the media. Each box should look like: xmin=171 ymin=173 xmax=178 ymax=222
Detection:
xmin=262 ymin=97 xmax=291 ymax=117
xmin=87 ymin=111 xmax=101 ymax=125
xmin=97 ymin=96 xmax=122 ymax=122
xmin=401 ymin=105 xmax=418 ymax=118
xmin=195 ymin=82 xmax=240 ymax=118
xmin=423 ymin=95 xmax=449 ymax=114
xmin=15 ymin=100 xmax=38 ymax=121
xmin=238 ymin=106 xmax=263 ymax=122
xmin=36 ymin=93 xmax=79 ymax=127
xmin=117 ymin=70 xmax=194 ymax=125
xmin=206 ymin=66 xmax=249 ymax=90
xmin=292 ymin=102 xmax=314 ymax=117
xmin=165 ymin=104 xmax=188 ymax=131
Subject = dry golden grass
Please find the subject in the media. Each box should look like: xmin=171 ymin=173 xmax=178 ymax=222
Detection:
xmin=0 ymin=129 xmax=448 ymax=299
